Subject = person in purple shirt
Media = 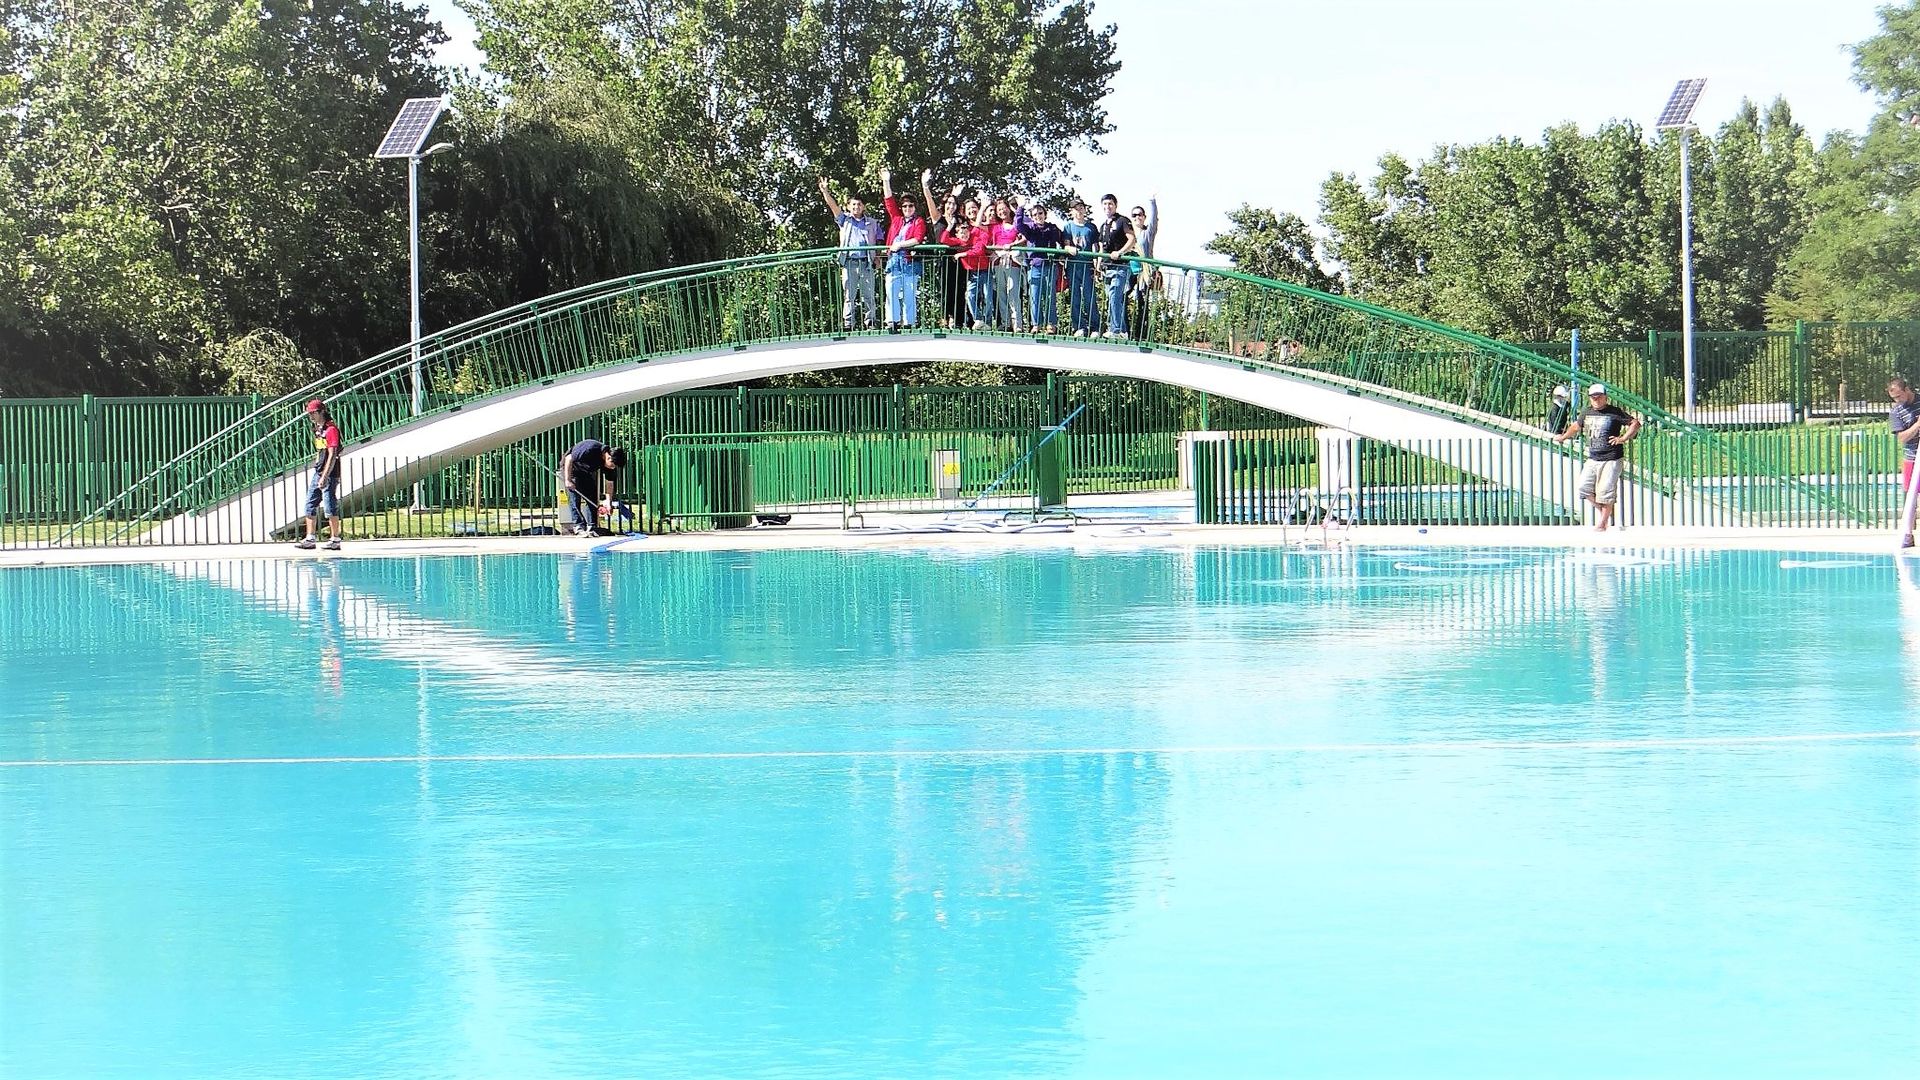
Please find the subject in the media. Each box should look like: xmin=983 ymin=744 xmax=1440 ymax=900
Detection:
xmin=1014 ymin=198 xmax=1066 ymax=335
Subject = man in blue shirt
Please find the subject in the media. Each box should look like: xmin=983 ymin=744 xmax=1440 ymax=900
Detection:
xmin=1061 ymin=200 xmax=1099 ymax=337
xmin=1890 ymin=377 xmax=1920 ymax=548
xmin=817 ymin=177 xmax=884 ymax=330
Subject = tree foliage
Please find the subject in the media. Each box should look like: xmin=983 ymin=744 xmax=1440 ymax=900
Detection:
xmin=464 ymin=0 xmax=1122 ymax=240
xmin=1768 ymin=1 xmax=1920 ymax=322
xmin=1203 ymin=205 xmax=1339 ymax=293
xmin=1292 ymin=106 xmax=1813 ymax=341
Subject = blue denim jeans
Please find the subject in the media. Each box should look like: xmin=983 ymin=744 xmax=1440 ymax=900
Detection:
xmin=1103 ymin=265 xmax=1133 ymax=335
xmin=305 ymin=470 xmax=339 ymax=519
xmin=1027 ymin=263 xmax=1058 ymax=330
xmin=886 ymin=259 xmax=921 ymax=326
xmin=967 ymin=269 xmax=993 ymax=326
xmin=1066 ymin=262 xmax=1096 ymax=333
xmin=566 ymin=486 xmax=599 ymax=531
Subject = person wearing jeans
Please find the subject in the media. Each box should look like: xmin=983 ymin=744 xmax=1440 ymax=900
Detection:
xmin=1015 ymin=199 xmax=1065 ymax=334
xmin=1062 ymin=200 xmax=1098 ymax=336
xmin=1095 ymin=193 xmax=1137 ymax=338
xmin=879 ymin=167 xmax=927 ymax=328
xmin=1127 ymin=197 xmax=1159 ymax=339
xmin=941 ymin=217 xmax=992 ymax=327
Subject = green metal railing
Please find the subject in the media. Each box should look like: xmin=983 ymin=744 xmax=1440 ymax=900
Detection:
xmin=47 ymin=248 xmax=1882 ymax=544
xmin=1518 ymin=320 xmax=1920 ymax=422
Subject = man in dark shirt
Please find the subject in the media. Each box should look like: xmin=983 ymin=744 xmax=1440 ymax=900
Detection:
xmin=1555 ymin=383 xmax=1640 ymax=532
xmin=294 ymin=399 xmax=343 ymax=551
xmin=561 ymin=439 xmax=627 ymax=536
xmin=1890 ymin=378 xmax=1920 ymax=548
xmin=1094 ymin=193 xmax=1136 ymax=338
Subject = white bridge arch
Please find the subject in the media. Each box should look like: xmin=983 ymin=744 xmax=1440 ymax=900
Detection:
xmin=153 ymin=337 xmax=1672 ymax=542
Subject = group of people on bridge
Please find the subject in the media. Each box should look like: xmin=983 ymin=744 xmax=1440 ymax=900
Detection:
xmin=815 ymin=168 xmax=1160 ymax=339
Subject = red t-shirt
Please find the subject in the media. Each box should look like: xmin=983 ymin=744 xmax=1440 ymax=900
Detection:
xmin=313 ymin=422 xmax=342 ymax=475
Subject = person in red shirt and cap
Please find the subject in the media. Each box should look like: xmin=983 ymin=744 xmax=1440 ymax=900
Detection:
xmin=294 ymin=399 xmax=344 ymax=550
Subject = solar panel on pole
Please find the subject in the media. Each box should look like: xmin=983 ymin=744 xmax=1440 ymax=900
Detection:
xmin=1656 ymin=79 xmax=1707 ymax=130
xmin=374 ymin=97 xmax=448 ymax=159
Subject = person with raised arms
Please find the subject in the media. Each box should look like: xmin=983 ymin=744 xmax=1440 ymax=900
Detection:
xmin=879 ymin=167 xmax=928 ymax=329
xmin=816 ymin=176 xmax=884 ymax=331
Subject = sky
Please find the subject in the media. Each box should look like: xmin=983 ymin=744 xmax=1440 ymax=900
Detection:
xmin=425 ymin=0 xmax=1888 ymax=265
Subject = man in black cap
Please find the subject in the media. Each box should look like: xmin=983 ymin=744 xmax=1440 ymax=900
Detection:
xmin=560 ymin=438 xmax=628 ymax=536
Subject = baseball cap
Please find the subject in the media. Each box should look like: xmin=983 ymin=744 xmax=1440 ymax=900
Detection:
xmin=1587 ymin=383 xmax=1607 ymax=397
xmin=1552 ymin=385 xmax=1571 ymax=401
xmin=305 ymin=398 xmax=326 ymax=413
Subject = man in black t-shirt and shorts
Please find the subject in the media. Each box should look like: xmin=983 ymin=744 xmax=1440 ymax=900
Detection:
xmin=1556 ymin=383 xmax=1640 ymax=532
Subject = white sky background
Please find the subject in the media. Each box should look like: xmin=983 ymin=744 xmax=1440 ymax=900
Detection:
xmin=426 ymin=0 xmax=1886 ymax=265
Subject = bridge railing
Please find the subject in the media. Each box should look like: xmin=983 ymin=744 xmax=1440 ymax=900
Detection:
xmin=64 ymin=248 xmax=1874 ymax=544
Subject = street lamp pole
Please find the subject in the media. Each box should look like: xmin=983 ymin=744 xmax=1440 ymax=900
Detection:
xmin=409 ymin=151 xmax=424 ymax=424
xmin=1679 ymin=128 xmax=1695 ymax=417
xmin=373 ymin=95 xmax=454 ymax=512
xmin=1655 ymin=78 xmax=1707 ymax=419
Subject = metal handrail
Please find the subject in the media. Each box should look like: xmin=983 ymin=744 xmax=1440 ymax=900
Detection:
xmin=64 ymin=247 xmax=1870 ymax=543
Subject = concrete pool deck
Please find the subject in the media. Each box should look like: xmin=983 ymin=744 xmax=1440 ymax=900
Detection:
xmin=2 ymin=521 xmax=1912 ymax=568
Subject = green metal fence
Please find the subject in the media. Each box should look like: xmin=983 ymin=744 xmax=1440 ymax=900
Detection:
xmin=1190 ymin=425 xmax=1910 ymax=530
xmin=0 ymin=377 xmax=1290 ymax=532
xmin=16 ymin=249 xmax=1912 ymax=545
xmin=1517 ymin=320 xmax=1920 ymax=422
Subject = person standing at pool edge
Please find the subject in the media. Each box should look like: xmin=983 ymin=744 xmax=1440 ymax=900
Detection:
xmin=1556 ymin=383 xmax=1640 ymax=532
xmin=1889 ymin=377 xmax=1920 ymax=548
xmin=294 ymin=399 xmax=343 ymax=551
xmin=561 ymin=438 xmax=628 ymax=536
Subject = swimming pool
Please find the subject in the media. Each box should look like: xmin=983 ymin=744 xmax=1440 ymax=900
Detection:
xmin=3 ymin=546 xmax=1916 ymax=1077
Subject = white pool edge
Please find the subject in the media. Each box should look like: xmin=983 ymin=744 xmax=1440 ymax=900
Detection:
xmin=1 ymin=522 xmax=1911 ymax=569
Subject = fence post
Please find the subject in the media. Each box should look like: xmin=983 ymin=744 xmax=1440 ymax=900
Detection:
xmin=79 ymin=393 xmax=99 ymax=510
xmin=1644 ymin=329 xmax=1660 ymax=408
xmin=1792 ymin=319 xmax=1810 ymax=423
xmin=735 ymin=385 xmax=750 ymax=433
xmin=891 ymin=383 xmax=904 ymax=432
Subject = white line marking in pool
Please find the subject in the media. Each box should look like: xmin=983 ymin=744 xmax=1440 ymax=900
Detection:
xmin=4 ymin=730 xmax=1917 ymax=768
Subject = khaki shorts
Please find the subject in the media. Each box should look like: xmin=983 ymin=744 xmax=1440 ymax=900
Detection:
xmin=1579 ymin=458 xmax=1623 ymax=505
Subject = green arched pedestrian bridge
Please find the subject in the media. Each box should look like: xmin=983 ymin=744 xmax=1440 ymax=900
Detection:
xmin=68 ymin=249 xmax=1866 ymax=544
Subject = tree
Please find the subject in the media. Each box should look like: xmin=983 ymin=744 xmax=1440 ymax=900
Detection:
xmin=464 ymin=0 xmax=1123 ymax=240
xmin=0 ymin=0 xmax=447 ymax=394
xmin=1771 ymin=2 xmax=1920 ymax=322
xmin=1203 ymin=205 xmax=1339 ymax=293
xmin=1311 ymin=110 xmax=1813 ymax=340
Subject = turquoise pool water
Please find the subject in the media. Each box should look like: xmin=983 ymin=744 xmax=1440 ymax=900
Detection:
xmin=2 ymin=546 xmax=1917 ymax=1078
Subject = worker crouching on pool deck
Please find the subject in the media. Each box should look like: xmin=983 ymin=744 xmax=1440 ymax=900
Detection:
xmin=293 ymin=399 xmax=343 ymax=551
xmin=1555 ymin=383 xmax=1641 ymax=532
xmin=561 ymin=439 xmax=628 ymax=536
